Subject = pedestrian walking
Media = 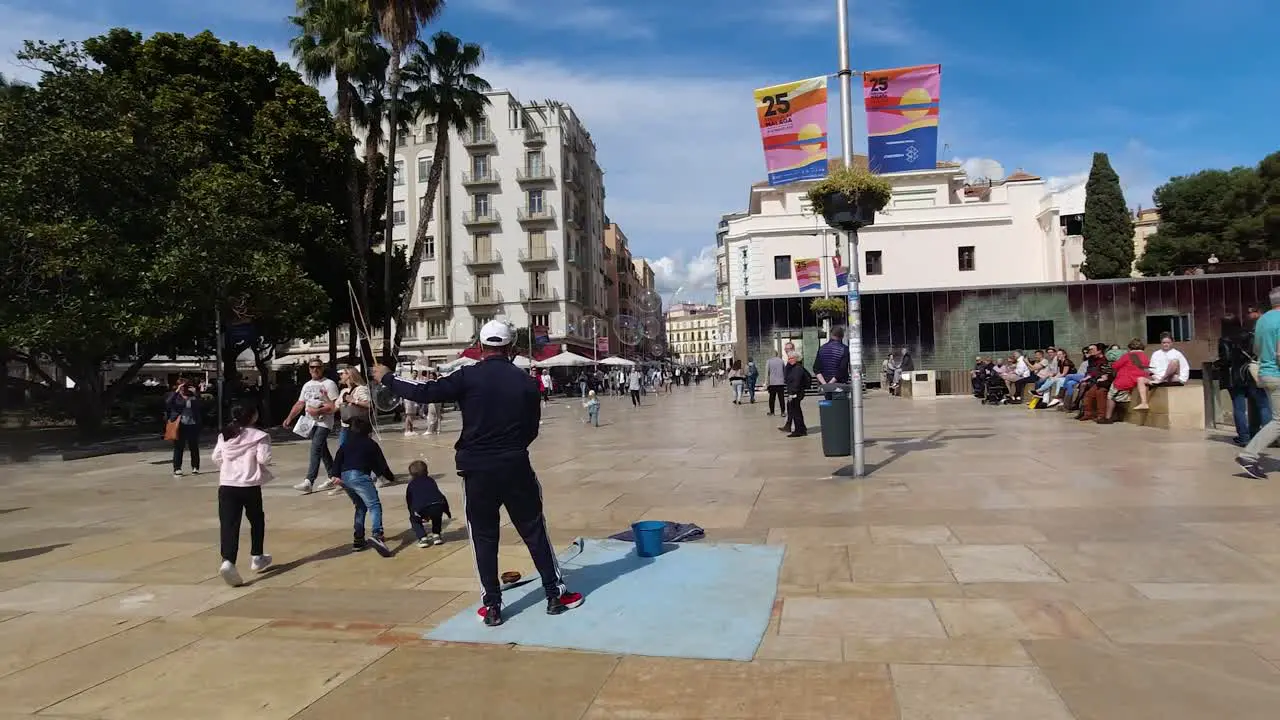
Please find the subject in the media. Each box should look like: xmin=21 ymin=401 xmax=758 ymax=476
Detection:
xmin=211 ymin=404 xmax=272 ymax=587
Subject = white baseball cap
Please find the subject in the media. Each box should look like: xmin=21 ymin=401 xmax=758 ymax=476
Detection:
xmin=479 ymin=320 xmax=514 ymax=347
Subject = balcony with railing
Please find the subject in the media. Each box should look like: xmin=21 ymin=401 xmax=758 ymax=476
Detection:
xmin=519 ymin=288 xmax=560 ymax=303
xmin=517 ymin=246 xmax=557 ymax=264
xmin=517 ymin=206 xmax=556 ymax=224
xmin=464 ymin=128 xmax=496 ymax=147
xmin=463 ymin=290 xmax=504 ymax=306
xmin=524 ymin=128 xmax=545 ymax=146
xmin=462 ymin=209 xmax=501 ymax=226
xmin=516 ymin=166 xmax=555 ymax=184
xmin=462 ymin=249 xmax=503 ymax=267
xmin=461 ymin=169 xmax=501 ymax=186
xmin=564 ymin=170 xmax=577 ymax=186
xmin=567 ymin=287 xmax=587 ymax=305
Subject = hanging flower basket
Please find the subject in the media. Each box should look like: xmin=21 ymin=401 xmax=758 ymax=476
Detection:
xmin=809 ymin=297 xmax=848 ymax=320
xmin=806 ymin=165 xmax=893 ymax=231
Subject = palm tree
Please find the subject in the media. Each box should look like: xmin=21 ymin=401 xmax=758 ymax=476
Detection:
xmin=290 ymin=0 xmax=381 ymax=365
xmin=368 ymin=0 xmax=444 ymax=363
xmin=393 ymin=33 xmax=490 ymax=346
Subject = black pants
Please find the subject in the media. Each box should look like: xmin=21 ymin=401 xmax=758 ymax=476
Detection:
xmin=218 ymin=485 xmax=264 ymax=564
xmin=172 ymin=423 xmax=200 ymax=471
xmin=410 ymin=504 xmax=445 ymax=539
xmin=462 ymin=461 xmax=564 ymax=607
xmin=767 ymin=385 xmax=785 ymax=414
xmin=1013 ymin=376 xmax=1037 ymax=398
xmin=787 ymin=394 xmax=807 ymax=434
xmin=630 ymin=389 xmax=641 ymax=406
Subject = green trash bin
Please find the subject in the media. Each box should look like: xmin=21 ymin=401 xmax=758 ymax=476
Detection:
xmin=818 ymin=385 xmax=852 ymax=457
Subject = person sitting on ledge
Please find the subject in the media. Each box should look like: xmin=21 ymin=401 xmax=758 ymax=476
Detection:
xmin=1099 ymin=339 xmax=1152 ymax=423
xmin=1037 ymin=348 xmax=1076 ymax=408
xmin=1012 ymin=350 xmax=1043 ymax=402
xmin=1148 ymin=332 xmax=1190 ymax=387
xmin=1078 ymin=346 xmax=1118 ymax=421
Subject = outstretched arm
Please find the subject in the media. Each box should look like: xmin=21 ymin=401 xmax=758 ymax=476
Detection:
xmin=374 ymin=365 xmax=465 ymax=405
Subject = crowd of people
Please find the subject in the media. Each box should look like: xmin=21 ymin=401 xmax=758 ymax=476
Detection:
xmin=970 ymin=333 xmax=1192 ymax=424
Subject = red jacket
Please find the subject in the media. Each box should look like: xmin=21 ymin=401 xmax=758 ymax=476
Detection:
xmin=1112 ymin=351 xmax=1149 ymax=391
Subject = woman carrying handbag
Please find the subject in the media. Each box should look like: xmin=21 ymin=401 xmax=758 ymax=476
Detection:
xmin=166 ymin=378 xmax=203 ymax=477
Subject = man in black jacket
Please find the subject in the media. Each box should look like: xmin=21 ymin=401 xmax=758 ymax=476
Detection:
xmin=783 ymin=350 xmax=811 ymax=438
xmin=372 ymin=320 xmax=583 ymax=627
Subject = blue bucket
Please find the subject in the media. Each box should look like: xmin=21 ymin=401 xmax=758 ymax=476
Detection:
xmin=631 ymin=520 xmax=666 ymax=558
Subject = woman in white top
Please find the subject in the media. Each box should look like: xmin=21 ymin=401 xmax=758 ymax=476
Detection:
xmin=336 ymin=367 xmax=372 ymax=447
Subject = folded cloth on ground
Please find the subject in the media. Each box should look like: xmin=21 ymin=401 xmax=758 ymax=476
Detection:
xmin=609 ymin=521 xmax=705 ymax=543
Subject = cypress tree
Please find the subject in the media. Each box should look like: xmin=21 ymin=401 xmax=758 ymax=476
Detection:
xmin=1081 ymin=152 xmax=1135 ymax=278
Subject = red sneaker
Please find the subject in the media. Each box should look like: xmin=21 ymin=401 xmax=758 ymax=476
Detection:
xmin=477 ymin=604 xmax=503 ymax=627
xmin=547 ymin=591 xmax=584 ymax=615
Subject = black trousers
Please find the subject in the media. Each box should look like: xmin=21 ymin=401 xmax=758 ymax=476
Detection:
xmin=218 ymin=485 xmax=264 ymax=564
xmin=787 ymin=395 xmax=807 ymax=434
xmin=461 ymin=461 xmax=564 ymax=607
xmin=1013 ymin=376 xmax=1037 ymax=398
xmin=630 ymin=389 xmax=641 ymax=406
xmin=410 ymin=504 xmax=445 ymax=539
xmin=172 ymin=423 xmax=200 ymax=471
xmin=767 ymin=385 xmax=785 ymax=414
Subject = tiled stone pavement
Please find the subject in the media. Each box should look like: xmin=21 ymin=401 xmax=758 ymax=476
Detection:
xmin=2 ymin=386 xmax=1280 ymax=718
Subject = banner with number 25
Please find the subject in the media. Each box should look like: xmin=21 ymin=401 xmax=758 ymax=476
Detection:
xmin=753 ymin=76 xmax=829 ymax=186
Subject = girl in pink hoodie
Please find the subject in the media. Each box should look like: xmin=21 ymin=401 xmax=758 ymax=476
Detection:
xmin=211 ymin=404 xmax=274 ymax=587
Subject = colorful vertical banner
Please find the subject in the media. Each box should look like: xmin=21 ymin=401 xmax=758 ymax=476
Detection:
xmin=863 ymin=64 xmax=941 ymax=173
xmin=832 ymin=255 xmax=848 ymax=288
xmin=794 ymin=258 xmax=822 ymax=292
xmin=596 ymin=336 xmax=609 ymax=354
xmin=533 ymin=325 xmax=549 ymax=346
xmin=753 ymin=76 xmax=829 ymax=186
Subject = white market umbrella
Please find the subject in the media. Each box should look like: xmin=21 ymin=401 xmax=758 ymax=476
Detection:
xmin=599 ymin=356 xmax=636 ymax=367
xmin=512 ymin=355 xmax=532 ymax=368
xmin=534 ymin=351 xmax=595 ymax=368
xmin=437 ymin=356 xmax=478 ymax=373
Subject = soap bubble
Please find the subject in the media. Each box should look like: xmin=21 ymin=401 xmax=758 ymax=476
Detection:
xmin=648 ymin=340 xmax=666 ymax=358
xmin=636 ymin=288 xmax=662 ymax=315
xmin=640 ymin=315 xmax=663 ymax=340
xmin=614 ymin=315 xmax=642 ymax=346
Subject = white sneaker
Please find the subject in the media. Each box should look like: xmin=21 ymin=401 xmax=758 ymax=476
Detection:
xmin=250 ymin=554 xmax=272 ymax=573
xmin=327 ymin=486 xmax=344 ymax=496
xmin=191 ymin=468 xmax=201 ymax=475
xmin=376 ymin=477 xmax=392 ymax=488
xmin=1047 ymin=398 xmax=1062 ymax=408
xmin=292 ymin=480 xmax=314 ymax=493
xmin=219 ymin=560 xmax=243 ymax=587
xmin=417 ymin=537 xmax=432 ymax=548
xmin=404 ymin=430 xmax=416 ymax=437
xmin=430 ymin=533 xmax=444 ymax=546
xmin=172 ymin=469 xmax=184 ymax=477
xmin=313 ymin=478 xmax=336 ymax=492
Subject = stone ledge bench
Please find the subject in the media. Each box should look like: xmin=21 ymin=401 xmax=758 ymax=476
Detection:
xmin=1122 ymin=380 xmax=1205 ymax=430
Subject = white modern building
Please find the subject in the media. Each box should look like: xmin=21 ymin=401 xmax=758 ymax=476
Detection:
xmin=717 ymin=159 xmax=1087 ymax=341
xmin=281 ymin=91 xmax=608 ymax=367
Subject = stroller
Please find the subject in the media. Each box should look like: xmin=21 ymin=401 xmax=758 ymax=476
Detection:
xmin=979 ymin=367 xmax=1010 ymax=405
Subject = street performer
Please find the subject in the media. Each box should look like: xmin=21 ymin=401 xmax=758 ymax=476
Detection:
xmin=372 ymin=320 xmax=583 ymax=627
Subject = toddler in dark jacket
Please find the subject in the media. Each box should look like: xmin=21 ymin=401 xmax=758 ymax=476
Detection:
xmin=406 ymin=460 xmax=451 ymax=547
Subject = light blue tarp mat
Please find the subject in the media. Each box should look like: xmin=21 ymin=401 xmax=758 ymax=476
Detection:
xmin=425 ymin=538 xmax=784 ymax=661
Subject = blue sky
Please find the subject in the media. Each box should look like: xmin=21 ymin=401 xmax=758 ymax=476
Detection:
xmin=2 ymin=0 xmax=1276 ymax=300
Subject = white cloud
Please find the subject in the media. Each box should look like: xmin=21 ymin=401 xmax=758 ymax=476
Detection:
xmin=648 ymin=245 xmax=718 ymax=303
xmin=954 ymin=156 xmax=1005 ymax=181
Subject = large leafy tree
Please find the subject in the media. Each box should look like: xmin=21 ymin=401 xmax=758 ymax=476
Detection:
xmin=1080 ymin=152 xmax=1135 ymax=279
xmin=395 ymin=32 xmax=490 ymax=352
xmin=0 ymin=30 xmax=351 ymax=433
xmin=1137 ymin=151 xmax=1280 ymax=275
xmin=368 ymin=0 xmax=444 ymax=362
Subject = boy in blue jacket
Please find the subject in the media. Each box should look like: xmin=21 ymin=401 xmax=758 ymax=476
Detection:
xmin=330 ymin=417 xmax=395 ymax=557
xmin=406 ymin=460 xmax=451 ymax=547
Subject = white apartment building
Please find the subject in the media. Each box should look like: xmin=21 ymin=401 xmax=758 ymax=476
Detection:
xmin=280 ymin=92 xmax=608 ymax=366
xmin=717 ymin=160 xmax=1087 ymax=341
xmin=666 ymin=303 xmax=720 ymax=366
